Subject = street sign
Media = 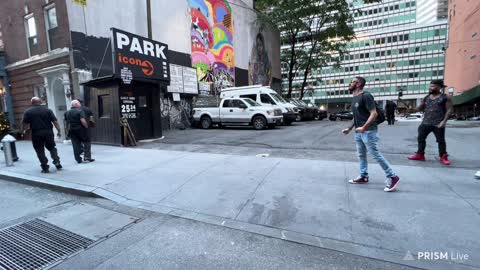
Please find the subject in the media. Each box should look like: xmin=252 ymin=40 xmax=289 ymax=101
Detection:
xmin=112 ymin=28 xmax=170 ymax=83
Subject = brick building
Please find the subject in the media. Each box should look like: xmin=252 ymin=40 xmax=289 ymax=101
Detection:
xmin=0 ymin=0 xmax=73 ymax=139
xmin=444 ymin=0 xmax=480 ymax=117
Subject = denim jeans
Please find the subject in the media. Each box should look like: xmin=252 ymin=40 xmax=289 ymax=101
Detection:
xmin=355 ymin=130 xmax=396 ymax=178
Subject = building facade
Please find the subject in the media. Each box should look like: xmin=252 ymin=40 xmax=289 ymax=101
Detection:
xmin=1 ymin=0 xmax=281 ymax=144
xmin=282 ymin=0 xmax=448 ymax=112
xmin=444 ymin=0 xmax=479 ymax=118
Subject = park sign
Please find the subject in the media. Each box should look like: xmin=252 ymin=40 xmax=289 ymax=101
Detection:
xmin=112 ymin=28 xmax=170 ymax=83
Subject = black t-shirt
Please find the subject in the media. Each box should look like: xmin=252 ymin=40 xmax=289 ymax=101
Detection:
xmin=22 ymin=105 xmax=57 ymax=133
xmin=82 ymin=106 xmax=93 ymax=127
xmin=65 ymin=108 xmax=86 ymax=130
xmin=351 ymin=91 xmax=377 ymax=131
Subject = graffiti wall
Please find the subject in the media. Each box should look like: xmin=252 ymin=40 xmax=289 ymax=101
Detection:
xmin=189 ymin=0 xmax=235 ymax=94
xmin=160 ymin=92 xmax=194 ymax=130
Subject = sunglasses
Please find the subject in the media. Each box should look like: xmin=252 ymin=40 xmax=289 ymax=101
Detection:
xmin=350 ymin=80 xmax=358 ymax=84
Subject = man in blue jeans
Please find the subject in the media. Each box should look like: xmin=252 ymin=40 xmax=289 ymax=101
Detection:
xmin=342 ymin=77 xmax=400 ymax=192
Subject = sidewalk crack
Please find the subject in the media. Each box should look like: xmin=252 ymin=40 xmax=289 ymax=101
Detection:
xmin=233 ymin=160 xmax=281 ymax=220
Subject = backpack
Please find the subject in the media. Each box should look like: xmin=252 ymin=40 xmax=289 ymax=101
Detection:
xmin=362 ymin=92 xmax=385 ymax=125
xmin=375 ymin=103 xmax=385 ymax=125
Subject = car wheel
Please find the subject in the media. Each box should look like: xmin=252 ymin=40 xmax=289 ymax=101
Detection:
xmin=253 ymin=116 xmax=267 ymax=130
xmin=296 ymin=114 xmax=302 ymax=121
xmin=336 ymin=116 xmax=341 ymax=121
xmin=200 ymin=116 xmax=212 ymax=129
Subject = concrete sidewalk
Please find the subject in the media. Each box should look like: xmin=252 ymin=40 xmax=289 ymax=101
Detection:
xmin=1 ymin=141 xmax=479 ymax=270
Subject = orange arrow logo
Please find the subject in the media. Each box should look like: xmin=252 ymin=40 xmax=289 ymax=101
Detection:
xmin=141 ymin=60 xmax=154 ymax=76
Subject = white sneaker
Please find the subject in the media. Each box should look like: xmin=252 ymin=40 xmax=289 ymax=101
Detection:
xmin=475 ymin=171 xmax=480 ymax=179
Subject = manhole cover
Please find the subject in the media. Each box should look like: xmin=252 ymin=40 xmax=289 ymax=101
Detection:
xmin=0 ymin=219 xmax=94 ymax=270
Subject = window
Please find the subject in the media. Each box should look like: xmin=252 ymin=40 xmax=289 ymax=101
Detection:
xmin=376 ymin=51 xmax=381 ymax=57
xmin=384 ymin=7 xmax=388 ymax=11
xmin=388 ymin=37 xmax=392 ymax=43
xmin=395 ymin=4 xmax=399 ymax=10
xmin=393 ymin=36 xmax=398 ymax=42
xmin=406 ymin=2 xmax=411 ymax=7
xmin=138 ymin=96 xmax=147 ymax=107
xmin=45 ymin=5 xmax=58 ymax=50
xmin=260 ymin=94 xmax=275 ymax=105
xmin=360 ymin=53 xmax=364 ymax=59
xmin=387 ymin=50 xmax=391 ymax=55
xmin=365 ymin=53 xmax=370 ymax=58
xmin=98 ymin=95 xmax=112 ymax=118
xmin=24 ymin=15 xmax=38 ymax=56
xmin=232 ymin=100 xmax=245 ymax=108
xmin=404 ymin=34 xmax=409 ymax=40
xmin=240 ymin=94 xmax=257 ymax=101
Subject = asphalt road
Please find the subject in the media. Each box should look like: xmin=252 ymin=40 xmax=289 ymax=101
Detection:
xmin=140 ymin=120 xmax=480 ymax=169
xmin=0 ymin=180 xmax=420 ymax=270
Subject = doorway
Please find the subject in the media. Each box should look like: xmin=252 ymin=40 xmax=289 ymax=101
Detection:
xmin=120 ymin=83 xmax=155 ymax=141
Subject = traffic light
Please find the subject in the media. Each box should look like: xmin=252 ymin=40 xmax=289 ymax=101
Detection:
xmin=398 ymin=90 xmax=403 ymax=98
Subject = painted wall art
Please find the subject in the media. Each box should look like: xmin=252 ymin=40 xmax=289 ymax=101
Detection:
xmin=249 ymin=32 xmax=272 ymax=86
xmin=189 ymin=0 xmax=235 ymax=94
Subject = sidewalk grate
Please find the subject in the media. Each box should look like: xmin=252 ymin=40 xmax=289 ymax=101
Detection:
xmin=0 ymin=219 xmax=94 ymax=270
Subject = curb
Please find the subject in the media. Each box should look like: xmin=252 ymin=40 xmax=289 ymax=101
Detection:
xmin=0 ymin=171 xmax=99 ymax=198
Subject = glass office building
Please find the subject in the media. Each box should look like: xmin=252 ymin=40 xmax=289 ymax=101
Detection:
xmin=282 ymin=0 xmax=448 ymax=110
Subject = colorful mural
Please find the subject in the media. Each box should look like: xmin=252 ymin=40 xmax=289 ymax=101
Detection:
xmin=189 ymin=0 xmax=235 ymax=94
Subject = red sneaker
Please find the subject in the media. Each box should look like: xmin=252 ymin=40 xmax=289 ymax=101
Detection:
xmin=440 ymin=154 xmax=451 ymax=165
xmin=384 ymin=176 xmax=400 ymax=192
xmin=408 ymin=153 xmax=426 ymax=161
xmin=348 ymin=176 xmax=369 ymax=184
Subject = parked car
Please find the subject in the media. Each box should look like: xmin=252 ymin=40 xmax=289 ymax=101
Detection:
xmin=329 ymin=111 xmax=353 ymax=121
xmin=289 ymin=99 xmax=317 ymax=121
xmin=220 ymin=85 xmax=298 ymax=125
xmin=289 ymin=99 xmax=327 ymax=121
xmin=193 ymin=98 xmax=283 ymax=130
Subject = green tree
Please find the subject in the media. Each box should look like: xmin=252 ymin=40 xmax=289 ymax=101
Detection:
xmin=256 ymin=0 xmax=355 ymax=99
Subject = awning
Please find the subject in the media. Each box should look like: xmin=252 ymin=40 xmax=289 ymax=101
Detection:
xmin=452 ymin=85 xmax=480 ymax=106
xmin=80 ymin=76 xmax=117 ymax=87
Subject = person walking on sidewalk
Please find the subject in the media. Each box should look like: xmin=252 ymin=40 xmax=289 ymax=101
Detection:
xmin=65 ymin=100 xmax=93 ymax=163
xmin=408 ymin=80 xmax=453 ymax=165
xmin=78 ymin=99 xmax=95 ymax=161
xmin=342 ymin=77 xmax=400 ymax=192
xmin=21 ymin=97 xmax=63 ymax=173
xmin=385 ymin=100 xmax=397 ymax=125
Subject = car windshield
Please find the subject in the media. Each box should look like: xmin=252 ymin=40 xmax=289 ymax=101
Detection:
xmin=271 ymin=93 xmax=287 ymax=104
xmin=243 ymin=98 xmax=261 ymax=106
xmin=291 ymin=100 xmax=301 ymax=106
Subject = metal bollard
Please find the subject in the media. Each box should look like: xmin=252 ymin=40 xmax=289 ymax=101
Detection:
xmin=1 ymin=135 xmax=16 ymax=167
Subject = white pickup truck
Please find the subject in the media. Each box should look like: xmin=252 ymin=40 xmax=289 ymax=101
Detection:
xmin=193 ymin=98 xmax=283 ymax=130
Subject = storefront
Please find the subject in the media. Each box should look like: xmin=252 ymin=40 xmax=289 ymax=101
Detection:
xmin=83 ymin=28 xmax=170 ymax=145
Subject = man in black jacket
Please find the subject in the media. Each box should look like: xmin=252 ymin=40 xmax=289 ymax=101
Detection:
xmin=65 ymin=100 xmax=93 ymax=163
xmin=22 ymin=97 xmax=63 ymax=173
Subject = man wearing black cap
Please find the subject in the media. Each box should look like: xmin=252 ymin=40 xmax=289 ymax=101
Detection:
xmin=408 ymin=80 xmax=453 ymax=165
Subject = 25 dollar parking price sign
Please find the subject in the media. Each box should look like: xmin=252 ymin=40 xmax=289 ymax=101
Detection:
xmin=120 ymin=96 xmax=137 ymax=119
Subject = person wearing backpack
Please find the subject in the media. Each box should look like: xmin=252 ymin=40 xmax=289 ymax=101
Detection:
xmin=408 ymin=80 xmax=452 ymax=165
xmin=342 ymin=77 xmax=400 ymax=192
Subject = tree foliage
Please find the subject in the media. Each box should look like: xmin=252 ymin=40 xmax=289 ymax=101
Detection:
xmin=256 ymin=0 xmax=356 ymax=99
